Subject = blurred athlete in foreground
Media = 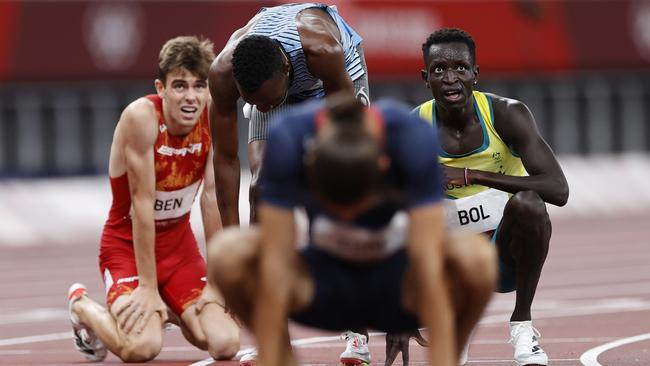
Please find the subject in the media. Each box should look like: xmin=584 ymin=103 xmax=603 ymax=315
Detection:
xmin=67 ymin=36 xmax=239 ymax=363
xmin=414 ymin=28 xmax=569 ymax=366
xmin=207 ymin=93 xmax=497 ymax=366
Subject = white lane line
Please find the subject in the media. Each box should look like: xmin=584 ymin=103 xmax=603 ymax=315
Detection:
xmin=0 ymin=350 xmax=32 ymax=355
xmin=0 ymin=309 xmax=67 ymax=325
xmin=0 ymin=332 xmax=70 ymax=347
xmin=580 ymin=332 xmax=650 ymax=366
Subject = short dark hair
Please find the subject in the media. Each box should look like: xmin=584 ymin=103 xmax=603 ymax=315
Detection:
xmin=305 ymin=94 xmax=382 ymax=205
xmin=158 ymin=36 xmax=215 ymax=83
xmin=422 ymin=28 xmax=476 ymax=65
xmin=232 ymin=35 xmax=285 ymax=94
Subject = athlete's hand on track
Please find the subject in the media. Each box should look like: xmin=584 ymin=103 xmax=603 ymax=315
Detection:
xmin=115 ymin=286 xmax=168 ymax=335
xmin=384 ymin=330 xmax=428 ymax=366
xmin=441 ymin=164 xmax=466 ymax=185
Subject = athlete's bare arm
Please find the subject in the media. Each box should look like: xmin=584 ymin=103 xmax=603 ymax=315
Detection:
xmin=407 ymin=203 xmax=455 ymax=366
xmin=452 ymin=96 xmax=569 ymax=206
xmin=198 ymin=145 xmax=229 ymax=308
xmin=111 ymin=100 xmax=168 ymax=334
xmin=208 ymin=17 xmax=263 ymax=227
xmin=254 ymin=204 xmax=299 ymax=366
xmin=297 ymin=9 xmax=355 ymax=96
xmin=209 ymin=55 xmax=242 ymax=227
xmin=201 ymin=146 xmax=222 ymax=241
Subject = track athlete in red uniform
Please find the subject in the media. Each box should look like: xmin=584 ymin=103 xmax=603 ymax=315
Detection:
xmin=67 ymin=36 xmax=240 ymax=363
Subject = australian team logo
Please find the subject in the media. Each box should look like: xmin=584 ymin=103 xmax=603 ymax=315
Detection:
xmin=492 ymin=152 xmax=506 ymax=175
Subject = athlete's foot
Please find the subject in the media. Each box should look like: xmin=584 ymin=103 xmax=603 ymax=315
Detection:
xmin=509 ymin=321 xmax=548 ymax=366
xmin=68 ymin=283 xmax=107 ymax=362
xmin=340 ymin=331 xmax=371 ymax=366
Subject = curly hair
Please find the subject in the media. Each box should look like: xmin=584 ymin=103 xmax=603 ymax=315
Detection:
xmin=158 ymin=35 xmax=215 ymax=83
xmin=232 ymin=35 xmax=285 ymax=94
xmin=422 ymin=28 xmax=476 ymax=65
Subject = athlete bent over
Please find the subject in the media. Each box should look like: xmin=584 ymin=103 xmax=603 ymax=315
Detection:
xmin=207 ymin=94 xmax=498 ymax=366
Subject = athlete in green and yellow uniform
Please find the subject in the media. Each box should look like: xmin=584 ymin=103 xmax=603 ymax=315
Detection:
xmin=415 ymin=90 xmax=526 ymax=199
xmin=410 ymin=28 xmax=569 ymax=366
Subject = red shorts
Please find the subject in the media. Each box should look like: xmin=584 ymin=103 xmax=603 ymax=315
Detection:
xmin=99 ymin=224 xmax=206 ymax=316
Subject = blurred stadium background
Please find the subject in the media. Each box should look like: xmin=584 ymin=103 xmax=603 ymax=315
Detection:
xmin=0 ymin=0 xmax=648 ymax=240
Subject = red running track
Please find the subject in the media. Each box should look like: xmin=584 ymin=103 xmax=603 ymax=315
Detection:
xmin=1 ymin=213 xmax=649 ymax=366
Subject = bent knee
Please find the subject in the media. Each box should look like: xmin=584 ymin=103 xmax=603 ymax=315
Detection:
xmin=208 ymin=332 xmax=240 ymax=360
xmin=208 ymin=228 xmax=259 ymax=276
xmin=449 ymin=233 xmax=498 ymax=293
xmin=118 ymin=337 xmax=162 ymax=363
xmin=506 ymin=191 xmax=548 ymax=220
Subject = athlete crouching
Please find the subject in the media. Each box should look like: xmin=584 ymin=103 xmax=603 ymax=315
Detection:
xmin=206 ymin=93 xmax=498 ymax=366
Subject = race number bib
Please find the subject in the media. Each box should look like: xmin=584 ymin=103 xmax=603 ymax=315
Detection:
xmin=311 ymin=211 xmax=407 ymax=262
xmin=152 ymin=180 xmax=201 ymax=220
xmin=444 ymin=189 xmax=509 ymax=233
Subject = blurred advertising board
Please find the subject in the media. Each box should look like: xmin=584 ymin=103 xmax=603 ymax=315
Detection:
xmin=0 ymin=0 xmax=648 ymax=81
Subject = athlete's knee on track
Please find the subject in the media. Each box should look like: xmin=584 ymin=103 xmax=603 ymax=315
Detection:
xmin=117 ymin=334 xmax=163 ymax=363
xmin=207 ymin=227 xmax=260 ymax=289
xmin=207 ymin=329 xmax=240 ymax=360
xmin=187 ymin=306 xmax=240 ymax=360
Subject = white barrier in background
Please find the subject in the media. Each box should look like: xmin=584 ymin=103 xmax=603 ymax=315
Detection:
xmin=0 ymin=154 xmax=648 ymax=247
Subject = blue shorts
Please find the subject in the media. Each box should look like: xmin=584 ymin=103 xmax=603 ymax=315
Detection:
xmin=290 ymin=246 xmax=420 ymax=333
xmin=492 ymin=224 xmax=517 ymax=293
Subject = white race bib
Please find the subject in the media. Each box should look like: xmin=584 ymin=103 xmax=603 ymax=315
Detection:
xmin=311 ymin=211 xmax=408 ymax=262
xmin=444 ymin=189 xmax=509 ymax=233
xmin=152 ymin=180 xmax=201 ymax=220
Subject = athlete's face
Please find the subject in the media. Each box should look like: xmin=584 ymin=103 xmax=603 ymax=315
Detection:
xmin=237 ymin=70 xmax=290 ymax=113
xmin=155 ymin=68 xmax=209 ymax=133
xmin=422 ymin=42 xmax=478 ymax=110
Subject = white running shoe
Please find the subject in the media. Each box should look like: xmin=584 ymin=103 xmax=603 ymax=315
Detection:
xmin=509 ymin=321 xmax=548 ymax=365
xmin=68 ymin=283 xmax=107 ymax=362
xmin=239 ymin=349 xmax=257 ymax=366
xmin=339 ymin=331 xmax=371 ymax=365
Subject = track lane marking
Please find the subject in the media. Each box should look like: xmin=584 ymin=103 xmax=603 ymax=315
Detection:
xmin=580 ymin=332 xmax=650 ymax=366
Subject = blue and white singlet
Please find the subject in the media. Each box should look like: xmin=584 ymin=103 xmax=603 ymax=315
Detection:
xmin=249 ymin=3 xmax=365 ymax=101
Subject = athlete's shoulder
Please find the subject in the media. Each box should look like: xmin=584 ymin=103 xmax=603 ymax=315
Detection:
xmin=481 ymin=91 xmax=538 ymax=145
xmin=410 ymin=99 xmax=434 ymax=120
xmin=481 ymin=92 xmax=529 ymax=116
xmin=122 ymin=97 xmax=157 ymax=122
xmin=481 ymin=91 xmax=535 ymax=131
xmin=117 ymin=97 xmax=158 ymax=141
xmin=296 ymin=7 xmax=342 ymax=53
